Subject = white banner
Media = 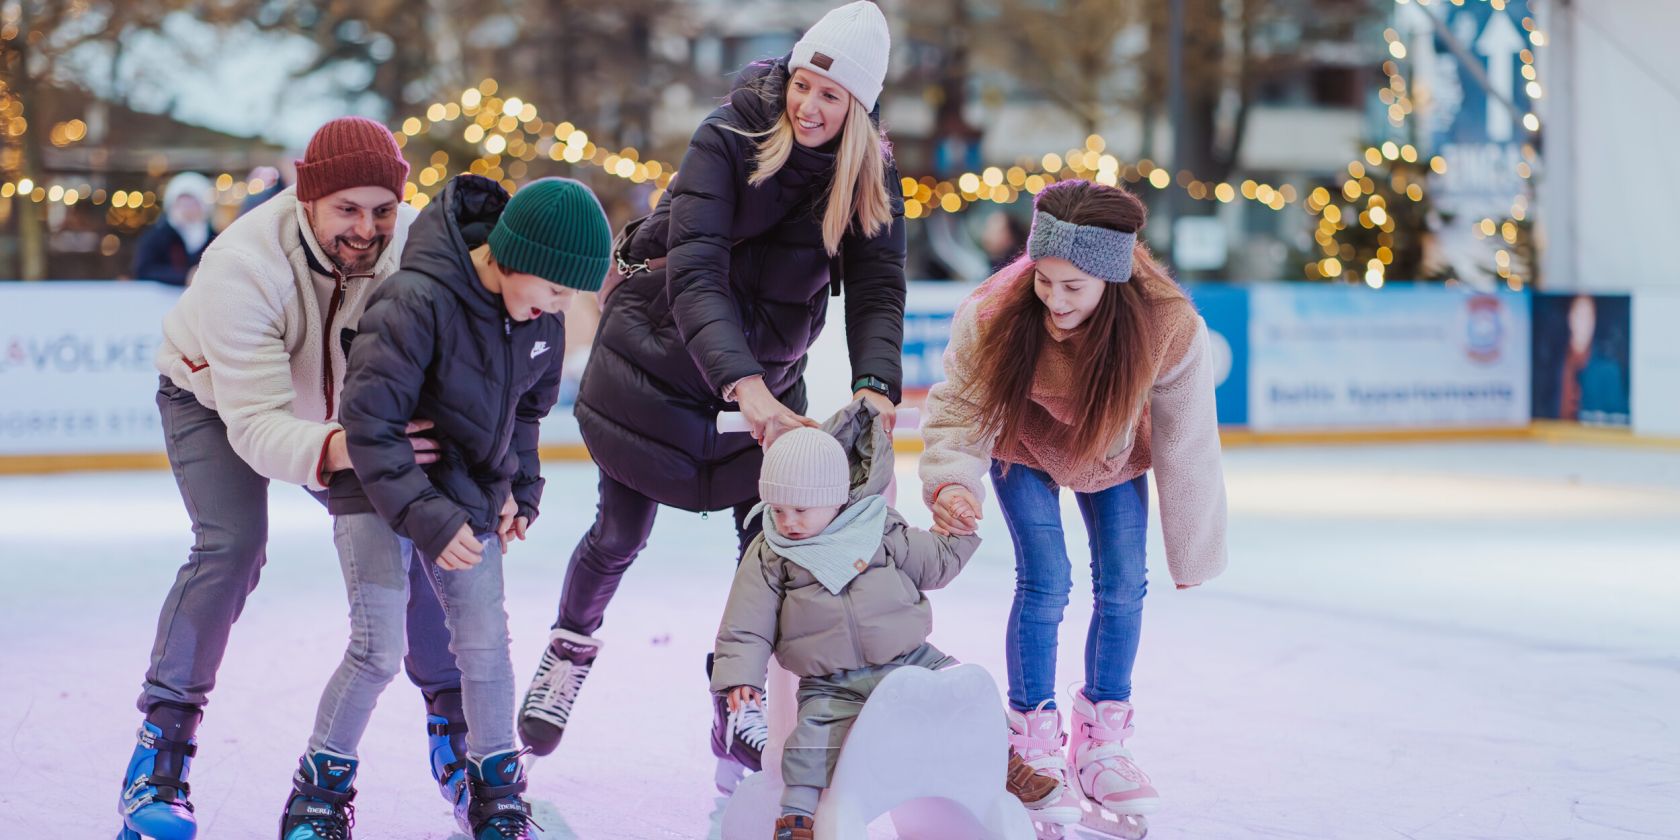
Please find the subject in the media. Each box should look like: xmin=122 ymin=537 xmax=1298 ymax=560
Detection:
xmin=1248 ymin=285 xmax=1531 ymax=430
xmin=1632 ymin=291 xmax=1680 ymax=437
xmin=1 ymin=282 xmax=182 ymax=454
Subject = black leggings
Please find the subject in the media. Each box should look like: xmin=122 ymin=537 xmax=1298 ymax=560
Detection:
xmin=554 ymin=471 xmax=761 ymax=635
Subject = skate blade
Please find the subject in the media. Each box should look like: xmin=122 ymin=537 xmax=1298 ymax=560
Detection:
xmin=713 ymin=757 xmax=748 ymax=796
xmin=1032 ymin=821 xmax=1068 ymax=840
xmin=1074 ymin=798 xmax=1149 ymax=839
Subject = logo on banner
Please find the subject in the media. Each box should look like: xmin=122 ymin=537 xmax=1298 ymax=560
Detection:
xmin=3 ymin=334 xmax=157 ymax=374
xmin=1464 ymin=296 xmax=1504 ymax=364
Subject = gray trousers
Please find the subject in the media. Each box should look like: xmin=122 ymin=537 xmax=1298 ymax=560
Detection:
xmin=139 ymin=377 xmax=460 ymax=712
xmin=782 ymin=643 xmax=956 ymax=793
xmin=309 ymin=513 xmax=516 ymax=759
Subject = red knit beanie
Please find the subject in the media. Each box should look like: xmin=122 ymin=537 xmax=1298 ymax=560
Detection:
xmin=294 ymin=117 xmax=410 ymax=202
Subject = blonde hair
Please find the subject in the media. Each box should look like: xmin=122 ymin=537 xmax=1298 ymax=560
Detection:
xmin=732 ymin=91 xmax=893 ymax=256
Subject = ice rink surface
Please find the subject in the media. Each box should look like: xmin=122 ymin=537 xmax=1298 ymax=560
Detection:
xmin=2 ymin=441 xmax=1677 ymax=839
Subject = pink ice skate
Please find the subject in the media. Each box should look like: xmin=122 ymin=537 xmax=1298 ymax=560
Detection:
xmin=1068 ymin=690 xmax=1156 ymax=839
xmin=1006 ymin=702 xmax=1083 ymax=840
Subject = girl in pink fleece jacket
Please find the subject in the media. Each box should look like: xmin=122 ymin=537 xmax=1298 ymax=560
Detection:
xmin=919 ymin=179 xmax=1228 ymax=836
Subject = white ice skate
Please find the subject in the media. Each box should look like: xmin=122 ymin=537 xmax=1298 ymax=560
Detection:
xmin=1067 ymin=689 xmax=1156 ymax=839
xmin=1006 ymin=701 xmax=1082 ymax=840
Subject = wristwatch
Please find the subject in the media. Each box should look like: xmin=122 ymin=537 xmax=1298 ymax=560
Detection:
xmin=852 ymin=375 xmax=892 ymax=397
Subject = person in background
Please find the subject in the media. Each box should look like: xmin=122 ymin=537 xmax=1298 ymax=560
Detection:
xmin=132 ymin=172 xmax=217 ymax=286
xmin=239 ymin=153 xmax=300 ymax=216
xmin=980 ymin=209 xmax=1029 ymax=275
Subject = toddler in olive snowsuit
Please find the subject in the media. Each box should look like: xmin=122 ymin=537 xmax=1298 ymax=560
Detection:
xmin=711 ymin=401 xmax=1053 ymax=839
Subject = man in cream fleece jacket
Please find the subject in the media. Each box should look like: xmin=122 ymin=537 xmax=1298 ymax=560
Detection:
xmin=117 ymin=118 xmax=467 ymax=839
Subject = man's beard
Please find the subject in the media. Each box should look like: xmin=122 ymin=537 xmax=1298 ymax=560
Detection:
xmin=320 ymin=233 xmax=387 ymax=275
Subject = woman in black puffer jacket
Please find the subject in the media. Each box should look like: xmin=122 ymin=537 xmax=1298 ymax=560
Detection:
xmin=518 ymin=2 xmax=907 ymax=780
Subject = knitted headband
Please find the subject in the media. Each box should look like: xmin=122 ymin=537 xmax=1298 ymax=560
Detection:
xmin=1026 ymin=209 xmax=1137 ymax=284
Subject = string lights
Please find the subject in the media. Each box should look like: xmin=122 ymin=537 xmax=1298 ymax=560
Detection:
xmin=1382 ymin=0 xmax=1544 ymax=289
xmin=1 ymin=0 xmax=1547 ymax=289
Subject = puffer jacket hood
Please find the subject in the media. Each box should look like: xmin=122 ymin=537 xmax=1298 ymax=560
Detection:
xmin=398 ymin=173 xmax=508 ymax=319
xmin=819 ymin=396 xmax=894 ymax=505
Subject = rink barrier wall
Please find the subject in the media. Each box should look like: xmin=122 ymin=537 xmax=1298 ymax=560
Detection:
xmin=8 ymin=424 xmax=1680 ymax=477
xmin=4 ymin=280 xmax=1678 ymax=474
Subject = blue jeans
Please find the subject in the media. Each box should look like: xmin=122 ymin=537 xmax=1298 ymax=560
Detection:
xmin=309 ymin=512 xmax=515 ymax=760
xmin=991 ymin=461 xmax=1149 ymax=710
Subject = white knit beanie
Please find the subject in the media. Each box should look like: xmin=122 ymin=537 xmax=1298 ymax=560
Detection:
xmin=789 ymin=1 xmax=891 ymax=113
xmin=759 ymin=427 xmax=850 ymax=508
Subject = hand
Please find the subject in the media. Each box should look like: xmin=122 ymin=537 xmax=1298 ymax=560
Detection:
xmin=436 ymin=524 xmax=484 ymax=571
xmin=735 ymin=376 xmax=817 ymax=449
xmin=854 ymin=389 xmax=896 ymax=433
xmin=324 ymin=429 xmax=352 ymax=473
xmin=726 ymin=685 xmax=763 ymax=714
xmin=497 ymin=494 xmax=529 ymax=550
xmin=407 ymin=419 xmax=440 ymax=465
xmin=930 ymin=485 xmax=981 ymax=537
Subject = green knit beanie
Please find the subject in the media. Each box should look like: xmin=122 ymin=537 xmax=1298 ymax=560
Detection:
xmin=487 ymin=177 xmax=613 ymax=292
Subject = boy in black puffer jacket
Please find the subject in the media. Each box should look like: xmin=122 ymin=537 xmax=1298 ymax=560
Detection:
xmin=277 ymin=175 xmax=611 ymax=840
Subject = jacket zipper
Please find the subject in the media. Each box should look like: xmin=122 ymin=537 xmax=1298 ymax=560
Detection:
xmin=840 ymin=587 xmax=867 ymax=666
xmin=491 ymin=315 xmax=514 ymax=472
xmin=321 ymin=272 xmax=348 ymax=419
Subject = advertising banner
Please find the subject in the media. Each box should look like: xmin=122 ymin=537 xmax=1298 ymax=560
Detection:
xmin=1248 ymin=284 xmax=1531 ymax=430
xmin=1 ymin=282 xmax=181 ymax=455
xmin=1532 ymin=293 xmax=1631 ymax=427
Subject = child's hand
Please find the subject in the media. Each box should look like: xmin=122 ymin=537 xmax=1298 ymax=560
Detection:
xmin=931 ymin=486 xmax=981 ymax=536
xmin=436 ymin=524 xmax=484 ymax=571
xmin=726 ymin=685 xmax=762 ymax=713
xmin=497 ymin=495 xmax=529 ymax=550
xmin=406 ymin=419 xmax=440 ymax=465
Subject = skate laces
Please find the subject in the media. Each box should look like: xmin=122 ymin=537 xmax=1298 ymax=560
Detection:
xmin=482 ymin=808 xmax=543 ymax=839
xmin=1010 ymin=699 xmax=1068 ymax=763
xmin=293 ymin=801 xmax=354 ymax=840
xmin=524 ymin=648 xmax=590 ymax=726
xmin=725 ymin=697 xmax=769 ymax=754
xmin=472 ymin=749 xmax=543 ymax=839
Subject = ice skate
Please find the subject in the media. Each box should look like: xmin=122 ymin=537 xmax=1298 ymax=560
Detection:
xmin=1067 ymin=690 xmax=1155 ymax=839
xmin=518 ymin=629 xmax=602 ymax=756
xmin=772 ymin=814 xmax=814 ymax=840
xmin=116 ymin=704 xmax=201 ymax=840
xmin=425 ymin=689 xmax=469 ymax=806
xmin=711 ymin=694 xmax=769 ymax=794
xmin=456 ymin=749 xmax=541 ymax=839
xmin=1006 ymin=702 xmax=1082 ymax=839
xmin=278 ymin=750 xmax=357 ymax=840
xmin=707 ymin=654 xmax=768 ymax=795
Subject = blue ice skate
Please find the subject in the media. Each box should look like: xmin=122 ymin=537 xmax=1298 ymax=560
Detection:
xmin=455 ymin=749 xmax=541 ymax=839
xmin=426 ymin=690 xmax=469 ymax=806
xmin=278 ymin=750 xmax=357 ymax=840
xmin=117 ymin=705 xmax=199 ymax=840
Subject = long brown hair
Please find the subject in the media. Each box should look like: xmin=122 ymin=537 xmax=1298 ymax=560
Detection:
xmin=970 ymin=180 xmax=1190 ymax=468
